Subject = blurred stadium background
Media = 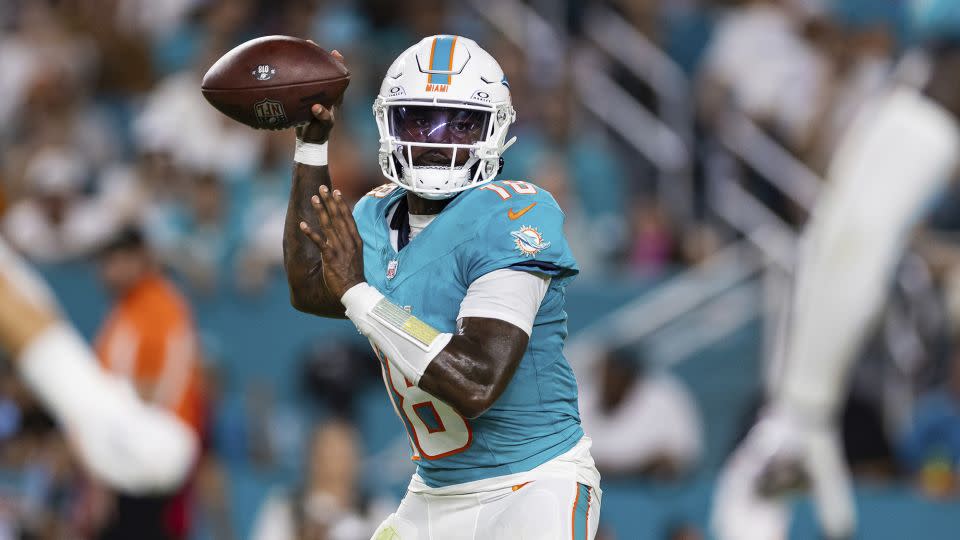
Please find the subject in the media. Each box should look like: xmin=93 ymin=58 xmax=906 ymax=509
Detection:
xmin=3 ymin=0 xmax=960 ymax=538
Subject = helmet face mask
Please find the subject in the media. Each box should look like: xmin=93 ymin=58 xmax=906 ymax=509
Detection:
xmin=374 ymin=36 xmax=516 ymax=199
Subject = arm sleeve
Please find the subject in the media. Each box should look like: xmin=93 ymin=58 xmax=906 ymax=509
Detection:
xmin=0 ymin=234 xmax=57 ymax=310
xmin=462 ymin=197 xmax=578 ymax=284
xmin=457 ymin=268 xmax=550 ymax=335
xmin=18 ymin=323 xmax=198 ymax=494
xmin=1 ymin=235 xmax=196 ymax=493
xmin=777 ymin=87 xmax=960 ymax=420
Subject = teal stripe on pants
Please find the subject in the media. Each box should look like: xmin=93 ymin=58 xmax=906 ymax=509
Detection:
xmin=573 ymin=483 xmax=591 ymax=540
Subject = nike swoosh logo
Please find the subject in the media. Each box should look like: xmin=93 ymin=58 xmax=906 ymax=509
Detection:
xmin=508 ymin=202 xmax=537 ymax=220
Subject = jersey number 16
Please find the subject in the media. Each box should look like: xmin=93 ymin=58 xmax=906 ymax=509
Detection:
xmin=375 ymin=348 xmax=473 ymax=460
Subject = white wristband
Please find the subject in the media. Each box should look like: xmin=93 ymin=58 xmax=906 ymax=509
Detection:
xmin=341 ymin=282 xmax=452 ymax=385
xmin=341 ymin=282 xmax=385 ymax=318
xmin=294 ymin=139 xmax=328 ymax=167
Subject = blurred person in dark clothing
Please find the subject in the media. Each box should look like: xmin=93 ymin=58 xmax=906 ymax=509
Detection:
xmin=299 ymin=339 xmax=380 ymax=418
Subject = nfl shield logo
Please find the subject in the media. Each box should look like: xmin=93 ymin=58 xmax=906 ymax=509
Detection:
xmin=253 ymin=98 xmax=287 ymax=126
xmin=386 ymin=260 xmax=399 ymax=279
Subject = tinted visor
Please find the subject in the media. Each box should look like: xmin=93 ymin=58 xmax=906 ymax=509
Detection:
xmin=389 ymin=106 xmax=490 ymax=145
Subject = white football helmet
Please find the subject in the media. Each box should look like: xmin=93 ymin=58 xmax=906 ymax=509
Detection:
xmin=373 ymin=35 xmax=517 ymax=199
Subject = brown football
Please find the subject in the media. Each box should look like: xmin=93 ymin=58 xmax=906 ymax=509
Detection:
xmin=201 ymin=35 xmax=350 ymax=130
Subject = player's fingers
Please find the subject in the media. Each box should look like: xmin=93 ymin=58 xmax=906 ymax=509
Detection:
xmin=304 ymin=210 xmax=339 ymax=257
xmin=311 ymin=193 xmax=334 ymax=237
xmin=299 ymin=220 xmax=326 ymax=247
xmin=315 ymin=187 xmax=345 ymax=250
xmin=311 ymin=103 xmax=337 ymax=127
xmin=324 ymin=189 xmax=353 ymax=253
xmin=330 ymin=190 xmax=360 ymax=251
xmin=330 ymin=190 xmax=358 ymax=249
xmin=331 ymin=50 xmax=344 ymax=61
xmin=333 ymin=190 xmax=362 ymax=249
xmin=311 ymin=104 xmax=332 ymax=122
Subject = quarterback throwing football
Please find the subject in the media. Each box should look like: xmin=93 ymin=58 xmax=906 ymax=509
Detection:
xmin=283 ymin=36 xmax=601 ymax=539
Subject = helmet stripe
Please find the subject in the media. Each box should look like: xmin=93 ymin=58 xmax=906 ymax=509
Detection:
xmin=428 ymin=36 xmax=439 ymax=72
xmin=428 ymin=35 xmax=457 ymax=85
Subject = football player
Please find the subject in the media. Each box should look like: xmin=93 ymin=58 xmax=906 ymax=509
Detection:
xmin=0 ymin=236 xmax=198 ymax=494
xmin=712 ymin=2 xmax=960 ymax=539
xmin=283 ymin=37 xmax=602 ymax=539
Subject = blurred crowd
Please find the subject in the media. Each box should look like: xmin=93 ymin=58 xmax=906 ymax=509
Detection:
xmin=5 ymin=0 xmax=960 ymax=538
xmin=0 ymin=0 xmax=687 ymax=293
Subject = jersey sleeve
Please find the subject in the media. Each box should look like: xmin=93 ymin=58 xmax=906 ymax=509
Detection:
xmin=462 ymin=190 xmax=579 ymax=284
xmin=457 ymin=268 xmax=550 ymax=334
xmin=351 ymin=191 xmax=375 ymax=227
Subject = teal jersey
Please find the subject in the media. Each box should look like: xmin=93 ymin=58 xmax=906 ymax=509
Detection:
xmin=353 ymin=180 xmax=583 ymax=487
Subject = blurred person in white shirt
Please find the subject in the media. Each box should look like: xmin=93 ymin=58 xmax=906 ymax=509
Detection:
xmin=579 ymin=347 xmax=702 ymax=478
xmin=2 ymin=147 xmax=120 ymax=263
xmin=134 ymin=42 xmax=263 ymax=180
xmin=699 ymin=0 xmax=831 ymax=150
xmin=251 ymin=419 xmax=386 ymax=540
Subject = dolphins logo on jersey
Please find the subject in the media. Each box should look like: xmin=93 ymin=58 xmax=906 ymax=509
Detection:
xmin=511 ymin=226 xmax=551 ymax=257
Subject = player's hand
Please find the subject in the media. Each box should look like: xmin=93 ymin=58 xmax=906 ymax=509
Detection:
xmin=296 ymin=49 xmax=343 ymax=144
xmin=711 ymin=409 xmax=855 ymax=540
xmin=298 ymin=184 xmax=365 ymax=299
xmin=0 ymin=271 xmax=58 ymax=357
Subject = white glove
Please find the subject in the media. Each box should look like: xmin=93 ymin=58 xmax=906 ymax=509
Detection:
xmin=711 ymin=407 xmax=855 ymax=540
